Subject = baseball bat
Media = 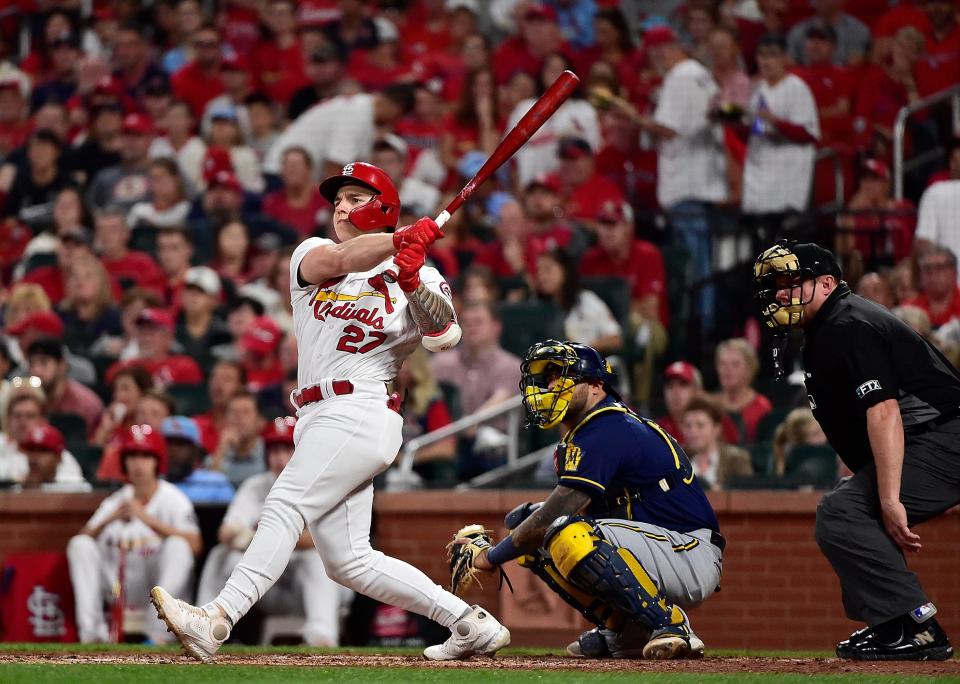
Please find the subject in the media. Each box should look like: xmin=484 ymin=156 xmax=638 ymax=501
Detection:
xmin=111 ymin=541 xmax=127 ymax=643
xmin=434 ymin=69 xmax=581 ymax=229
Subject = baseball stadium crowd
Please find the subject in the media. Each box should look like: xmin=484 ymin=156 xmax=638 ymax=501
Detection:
xmin=0 ymin=0 xmax=959 ymax=503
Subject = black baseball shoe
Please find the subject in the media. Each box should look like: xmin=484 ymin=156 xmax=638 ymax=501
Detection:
xmin=836 ymin=625 xmax=874 ymax=659
xmin=845 ymin=618 xmax=953 ymax=661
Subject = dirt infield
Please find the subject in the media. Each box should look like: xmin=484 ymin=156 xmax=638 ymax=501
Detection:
xmin=1 ymin=651 xmax=957 ymax=675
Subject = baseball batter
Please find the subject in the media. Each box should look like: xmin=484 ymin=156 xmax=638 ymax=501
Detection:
xmin=152 ymin=162 xmax=509 ymax=661
xmin=462 ymin=341 xmax=723 ymax=659
xmin=197 ymin=416 xmax=350 ymax=646
xmin=68 ymin=424 xmax=200 ymax=644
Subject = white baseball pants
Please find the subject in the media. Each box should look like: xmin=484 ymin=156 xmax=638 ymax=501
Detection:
xmin=67 ymin=534 xmax=194 ymax=643
xmin=198 ymin=545 xmax=350 ymax=646
xmin=214 ymin=383 xmax=470 ymax=630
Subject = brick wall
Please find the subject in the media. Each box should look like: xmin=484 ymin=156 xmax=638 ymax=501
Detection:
xmin=3 ymin=490 xmax=957 ymax=651
xmin=374 ymin=490 xmax=960 ymax=651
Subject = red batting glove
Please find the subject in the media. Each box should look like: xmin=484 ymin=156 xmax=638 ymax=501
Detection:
xmin=393 ymin=243 xmax=426 ymax=292
xmin=393 ymin=217 xmax=442 ymax=250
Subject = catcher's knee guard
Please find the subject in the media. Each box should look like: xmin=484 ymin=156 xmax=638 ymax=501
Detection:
xmin=544 ymin=515 xmax=681 ymax=632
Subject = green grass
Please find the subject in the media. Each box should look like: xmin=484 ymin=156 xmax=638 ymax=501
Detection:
xmin=0 ymin=644 xmax=956 ymax=683
xmin=0 ymin=665 xmax=955 ymax=684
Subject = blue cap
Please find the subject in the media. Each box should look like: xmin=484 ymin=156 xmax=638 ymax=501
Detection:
xmin=161 ymin=416 xmax=202 ymax=447
xmin=210 ymin=104 xmax=239 ymax=122
xmin=457 ymin=150 xmax=487 ymax=179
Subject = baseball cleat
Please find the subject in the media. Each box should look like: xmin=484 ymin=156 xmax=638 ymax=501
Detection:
xmin=423 ymin=605 xmax=511 ymax=661
xmin=642 ymin=607 xmax=698 ymax=661
xmin=149 ymin=586 xmax=231 ymax=663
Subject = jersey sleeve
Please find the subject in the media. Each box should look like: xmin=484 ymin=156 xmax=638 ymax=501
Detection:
xmin=164 ymin=486 xmax=201 ymax=535
xmin=838 ymin=321 xmax=899 ymax=409
xmin=290 ymin=237 xmax=335 ymax=295
xmin=556 ymin=424 xmax=621 ymax=496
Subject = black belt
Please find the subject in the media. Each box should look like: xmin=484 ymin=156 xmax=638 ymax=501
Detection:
xmin=905 ymin=411 xmax=960 ymax=436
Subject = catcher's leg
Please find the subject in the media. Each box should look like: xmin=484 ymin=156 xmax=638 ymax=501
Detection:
xmin=545 ymin=515 xmax=693 ymax=660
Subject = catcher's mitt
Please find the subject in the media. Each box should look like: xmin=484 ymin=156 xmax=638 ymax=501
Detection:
xmin=447 ymin=524 xmax=513 ymax=596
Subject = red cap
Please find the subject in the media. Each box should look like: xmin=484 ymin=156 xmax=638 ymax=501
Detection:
xmin=8 ymin=311 xmax=65 ymax=338
xmin=202 ymin=147 xmax=234 ymax=182
xmin=18 ymin=423 xmax=65 ymax=454
xmin=136 ymin=307 xmax=175 ymax=331
xmin=122 ymin=112 xmax=154 ymax=135
xmin=525 ymin=172 xmax=562 ymax=194
xmin=120 ymin=424 xmax=168 ymax=474
xmin=596 ymin=199 xmax=631 ymax=224
xmin=643 ymin=26 xmax=678 ymax=49
xmin=863 ymin=159 xmax=890 ymax=181
xmin=664 ymin=361 xmax=701 ymax=386
xmin=523 ymin=2 xmax=557 ymax=21
xmin=263 ymin=416 xmax=296 ymax=447
xmin=209 ymin=169 xmax=244 ymax=194
xmin=241 ymin=316 xmax=283 ymax=355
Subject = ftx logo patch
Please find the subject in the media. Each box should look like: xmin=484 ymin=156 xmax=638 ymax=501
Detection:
xmin=856 ymin=380 xmax=882 ymax=399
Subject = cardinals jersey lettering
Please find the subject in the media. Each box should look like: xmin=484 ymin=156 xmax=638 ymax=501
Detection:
xmin=290 ymin=237 xmax=454 ymax=386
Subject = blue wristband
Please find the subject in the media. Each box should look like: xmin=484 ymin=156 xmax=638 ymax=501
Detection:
xmin=487 ymin=535 xmax=521 ymax=566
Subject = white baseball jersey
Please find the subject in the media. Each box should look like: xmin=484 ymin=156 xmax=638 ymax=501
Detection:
xmin=742 ymin=73 xmax=820 ymax=214
xmin=222 ymin=471 xmax=276 ymax=530
xmin=84 ymin=481 xmax=199 ymax=560
xmin=289 ymin=237 xmax=454 ymax=388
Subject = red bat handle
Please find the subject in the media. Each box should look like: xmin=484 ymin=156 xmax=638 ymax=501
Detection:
xmin=435 ymin=69 xmax=580 ymax=228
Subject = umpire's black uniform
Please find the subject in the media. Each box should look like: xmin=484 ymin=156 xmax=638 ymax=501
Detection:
xmin=805 ymin=281 xmax=960 ymax=656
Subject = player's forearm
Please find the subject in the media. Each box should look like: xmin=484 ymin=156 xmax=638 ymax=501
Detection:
xmin=299 ymin=234 xmax=396 ymax=285
xmin=403 ymin=284 xmax=454 ymax=334
xmin=866 ymin=399 xmax=905 ymax=504
xmin=511 ymin=486 xmax=592 ymax=556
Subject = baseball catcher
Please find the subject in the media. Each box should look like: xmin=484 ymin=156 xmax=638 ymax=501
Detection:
xmin=449 ymin=340 xmax=724 ymax=659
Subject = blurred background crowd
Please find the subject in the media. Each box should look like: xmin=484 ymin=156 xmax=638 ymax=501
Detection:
xmin=0 ymin=0 xmax=959 ymax=501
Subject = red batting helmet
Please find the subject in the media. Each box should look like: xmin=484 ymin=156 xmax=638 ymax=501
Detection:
xmin=263 ymin=416 xmax=296 ymax=447
xmin=318 ymin=162 xmax=401 ymax=231
xmin=120 ymin=424 xmax=168 ymax=475
xmin=18 ymin=423 xmax=65 ymax=455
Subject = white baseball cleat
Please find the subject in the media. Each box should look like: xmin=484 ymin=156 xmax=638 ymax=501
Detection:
xmin=642 ymin=607 xmax=702 ymax=661
xmin=149 ymin=586 xmax=231 ymax=663
xmin=423 ymin=605 xmax=511 ymax=661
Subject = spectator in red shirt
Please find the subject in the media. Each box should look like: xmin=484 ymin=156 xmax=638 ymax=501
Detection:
xmin=239 ymin=315 xmax=284 ymax=394
xmin=520 ymin=174 xmax=579 ymax=261
xmin=836 ymin=159 xmax=916 ymax=270
xmin=0 ymin=80 xmax=30 ymax=160
xmin=22 ymin=227 xmax=97 ymax=306
xmin=580 ymin=199 xmax=668 ymax=328
xmin=94 ymin=205 xmax=166 ymax=295
xmin=401 ymin=0 xmax=453 ymax=59
xmin=576 ymin=7 xmax=638 ymax=92
xmin=793 ymin=23 xmax=852 ymax=145
xmin=711 ymin=337 xmax=772 ymax=444
xmin=656 ymin=360 xmax=741 ymax=444
xmin=106 ymin=307 xmax=204 ymax=387
xmin=26 ymin=336 xmax=104 ymax=438
xmin=171 ymin=24 xmax=225 ymax=118
xmin=91 ymin=364 xmax=153 ymax=453
xmin=287 ymin=43 xmax=347 ymax=122
xmin=155 ymin=227 xmax=194 ymax=308
xmin=194 ymin=359 xmax=247 ymax=455
xmin=905 ymin=245 xmax=960 ymax=329
xmin=440 ymin=67 xmax=501 ymax=179
xmin=551 ymin=135 xmax=624 ymax=225
xmin=254 ymin=0 xmax=308 ymax=105
xmin=492 ymin=2 xmax=568 ymax=85
xmin=212 ymin=220 xmax=254 ymax=287
xmin=322 ymin=0 xmax=380 ymax=53
xmin=262 ymin=147 xmax=327 ymax=237
xmin=736 ymin=0 xmax=791 ymax=73
xmin=915 ymin=0 xmax=960 ymax=97
xmin=347 ymin=17 xmax=411 ymax=92
xmin=870 ymin=0 xmax=931 ymax=64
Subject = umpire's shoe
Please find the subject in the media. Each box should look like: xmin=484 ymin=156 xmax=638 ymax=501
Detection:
xmin=423 ymin=605 xmax=511 ymax=660
xmin=841 ymin=617 xmax=953 ymax=661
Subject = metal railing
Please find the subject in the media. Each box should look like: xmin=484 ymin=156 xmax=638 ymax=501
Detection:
xmin=893 ymin=85 xmax=960 ymax=199
xmin=390 ymin=395 xmax=525 ymax=490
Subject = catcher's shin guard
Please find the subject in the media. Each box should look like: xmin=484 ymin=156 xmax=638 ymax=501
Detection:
xmin=519 ymin=553 xmax=623 ymax=630
xmin=544 ymin=516 xmax=682 ymax=633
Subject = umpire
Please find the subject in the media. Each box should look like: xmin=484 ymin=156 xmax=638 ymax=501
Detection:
xmin=754 ymin=240 xmax=958 ymax=661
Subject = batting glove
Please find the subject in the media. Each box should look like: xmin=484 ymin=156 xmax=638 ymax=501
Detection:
xmin=393 ymin=217 xmax=442 ymax=250
xmin=393 ymin=243 xmax=426 ymax=292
